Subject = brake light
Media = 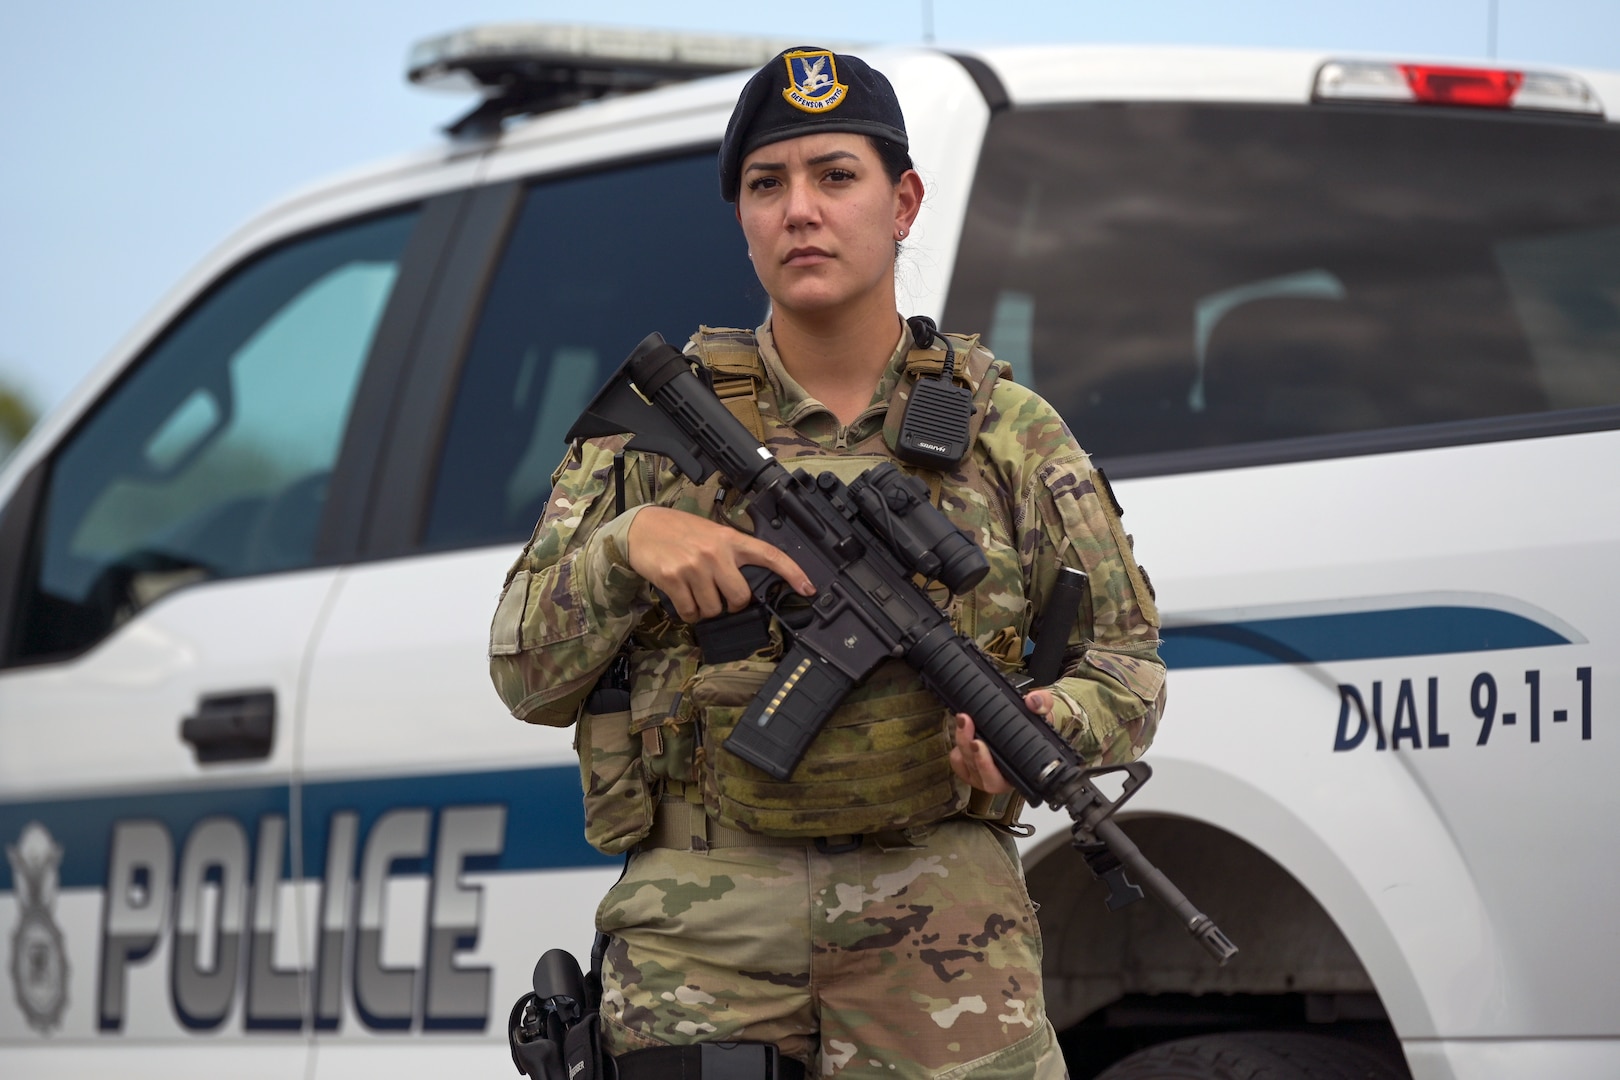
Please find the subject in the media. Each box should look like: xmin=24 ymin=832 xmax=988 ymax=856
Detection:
xmin=1401 ymin=65 xmax=1520 ymax=108
xmin=1314 ymin=60 xmax=1603 ymax=117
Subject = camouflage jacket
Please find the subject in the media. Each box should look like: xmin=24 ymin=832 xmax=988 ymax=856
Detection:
xmin=489 ymin=322 xmax=1165 ymax=842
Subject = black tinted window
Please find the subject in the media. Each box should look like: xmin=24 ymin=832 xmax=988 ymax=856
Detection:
xmin=424 ymin=153 xmax=765 ymax=549
xmin=13 ymin=211 xmax=416 ymax=663
xmin=945 ymin=104 xmax=1620 ymax=468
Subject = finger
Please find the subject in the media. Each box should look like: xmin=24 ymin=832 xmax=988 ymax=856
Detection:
xmin=1023 ymin=689 xmax=1053 ymax=716
xmin=662 ymin=582 xmax=699 ymax=624
xmin=952 ymin=715 xmax=983 ymax=785
xmin=715 ymin=564 xmax=757 ymax=613
xmin=736 ymin=537 xmax=815 ymax=596
xmin=693 ymin=579 xmax=729 ymax=621
xmin=956 ymin=713 xmax=977 ymax=744
xmin=957 ymin=713 xmax=1014 ymax=795
xmin=950 ymin=745 xmax=979 ymax=788
xmin=672 ymin=572 xmax=724 ymax=622
xmin=949 ymin=745 xmax=976 ymax=788
xmin=970 ymin=741 xmax=1011 ymax=795
xmin=966 ymin=736 xmax=1010 ymax=795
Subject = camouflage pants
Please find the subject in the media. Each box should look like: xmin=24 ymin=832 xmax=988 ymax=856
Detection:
xmin=594 ymin=819 xmax=1068 ymax=1078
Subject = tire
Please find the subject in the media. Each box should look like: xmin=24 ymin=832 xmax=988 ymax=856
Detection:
xmin=1092 ymin=1032 xmax=1408 ymax=1080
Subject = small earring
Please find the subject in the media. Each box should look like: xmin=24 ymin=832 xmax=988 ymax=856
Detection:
xmin=898 ymin=228 xmax=908 ymax=239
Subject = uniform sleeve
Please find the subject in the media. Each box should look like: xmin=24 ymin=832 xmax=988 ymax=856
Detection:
xmin=1002 ymin=388 xmax=1167 ymax=767
xmin=488 ymin=436 xmax=654 ymax=726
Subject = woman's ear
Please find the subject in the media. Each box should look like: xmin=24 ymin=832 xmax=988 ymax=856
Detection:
xmin=896 ymin=169 xmax=924 ymax=237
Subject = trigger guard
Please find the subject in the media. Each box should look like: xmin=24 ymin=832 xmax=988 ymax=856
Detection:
xmin=740 ymin=565 xmax=818 ymax=631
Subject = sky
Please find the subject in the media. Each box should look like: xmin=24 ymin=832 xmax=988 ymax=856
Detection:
xmin=3 ymin=0 xmax=1618 ymax=418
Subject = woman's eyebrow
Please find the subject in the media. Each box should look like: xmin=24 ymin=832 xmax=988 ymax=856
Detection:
xmin=746 ymin=150 xmax=861 ymax=173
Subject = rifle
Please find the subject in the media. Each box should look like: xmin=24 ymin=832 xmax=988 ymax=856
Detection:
xmin=566 ymin=333 xmax=1236 ymax=964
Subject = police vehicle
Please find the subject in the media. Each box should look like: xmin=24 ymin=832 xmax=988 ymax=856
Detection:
xmin=1 ymin=22 xmax=1616 ymax=1080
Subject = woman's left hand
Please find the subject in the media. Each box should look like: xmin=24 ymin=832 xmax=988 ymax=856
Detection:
xmin=950 ymin=689 xmax=1055 ymax=795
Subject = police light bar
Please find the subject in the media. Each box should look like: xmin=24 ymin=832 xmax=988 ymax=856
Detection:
xmin=1313 ymin=60 xmax=1604 ymax=116
xmin=408 ymin=22 xmax=860 ymax=137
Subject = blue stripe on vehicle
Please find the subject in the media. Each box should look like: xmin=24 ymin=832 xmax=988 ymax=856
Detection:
xmin=0 ymin=765 xmax=611 ymax=893
xmin=1161 ymin=605 xmax=1570 ymax=670
xmin=296 ymin=767 xmax=608 ymax=879
xmin=1 ymin=606 xmax=1573 ymax=891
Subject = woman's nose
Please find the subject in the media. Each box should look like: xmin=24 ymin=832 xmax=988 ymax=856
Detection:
xmin=782 ymin=180 xmax=820 ymax=228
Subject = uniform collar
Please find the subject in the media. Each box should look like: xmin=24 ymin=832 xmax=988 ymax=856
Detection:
xmin=754 ymin=318 xmax=911 ymax=430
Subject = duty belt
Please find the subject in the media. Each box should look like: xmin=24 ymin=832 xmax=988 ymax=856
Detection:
xmin=617 ymin=1042 xmax=806 ymax=1080
xmin=639 ymin=795 xmax=928 ymax=855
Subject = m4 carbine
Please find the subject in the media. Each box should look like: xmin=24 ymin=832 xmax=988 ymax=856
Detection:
xmin=567 ymin=333 xmax=1236 ymax=965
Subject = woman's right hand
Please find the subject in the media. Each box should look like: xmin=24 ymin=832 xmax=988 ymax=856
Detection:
xmin=626 ymin=506 xmax=815 ymax=623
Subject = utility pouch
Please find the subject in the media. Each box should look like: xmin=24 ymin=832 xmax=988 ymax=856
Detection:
xmin=692 ymin=658 xmax=965 ymax=837
xmin=578 ymin=656 xmax=653 ymax=854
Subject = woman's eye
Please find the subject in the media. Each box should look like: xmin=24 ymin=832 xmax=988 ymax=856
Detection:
xmin=825 ymin=169 xmax=856 ymax=183
xmin=747 ymin=176 xmax=780 ymax=192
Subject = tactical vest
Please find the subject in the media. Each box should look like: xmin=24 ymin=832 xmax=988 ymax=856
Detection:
xmin=581 ymin=327 xmax=1032 ymax=849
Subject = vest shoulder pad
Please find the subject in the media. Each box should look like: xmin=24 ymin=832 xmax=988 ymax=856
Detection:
xmin=689 ymin=326 xmax=764 ymax=380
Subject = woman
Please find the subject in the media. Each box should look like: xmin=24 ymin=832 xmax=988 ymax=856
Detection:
xmin=489 ymin=47 xmax=1165 ymax=1079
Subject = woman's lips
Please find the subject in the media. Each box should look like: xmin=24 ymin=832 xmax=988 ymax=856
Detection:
xmin=783 ymin=246 xmax=832 ymax=265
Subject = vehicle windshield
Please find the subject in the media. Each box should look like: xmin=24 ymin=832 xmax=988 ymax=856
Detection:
xmin=944 ymin=102 xmax=1620 ymax=472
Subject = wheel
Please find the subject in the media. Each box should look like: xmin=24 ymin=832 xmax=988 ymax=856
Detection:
xmin=1092 ymin=1032 xmax=1407 ymax=1080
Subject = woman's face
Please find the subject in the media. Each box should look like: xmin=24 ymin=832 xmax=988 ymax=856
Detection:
xmin=735 ymin=132 xmax=921 ymax=319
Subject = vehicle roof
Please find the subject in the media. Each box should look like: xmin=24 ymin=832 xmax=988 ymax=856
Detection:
xmin=976 ymin=43 xmax=1620 ymax=112
xmin=330 ymin=41 xmax=1620 ymax=198
xmin=177 ymin=42 xmax=1620 ymax=254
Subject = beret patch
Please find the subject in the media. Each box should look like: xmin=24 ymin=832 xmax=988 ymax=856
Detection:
xmin=781 ymin=50 xmax=848 ymax=113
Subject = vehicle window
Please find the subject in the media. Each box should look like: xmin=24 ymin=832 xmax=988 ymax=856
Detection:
xmin=11 ymin=210 xmax=417 ymax=663
xmin=423 ymin=152 xmax=765 ymax=550
xmin=945 ymin=104 xmax=1620 ymax=469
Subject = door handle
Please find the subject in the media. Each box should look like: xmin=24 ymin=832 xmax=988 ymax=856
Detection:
xmin=180 ymin=690 xmax=276 ymax=763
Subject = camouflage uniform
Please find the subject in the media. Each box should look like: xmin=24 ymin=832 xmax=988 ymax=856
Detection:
xmin=490 ymin=322 xmax=1165 ymax=1077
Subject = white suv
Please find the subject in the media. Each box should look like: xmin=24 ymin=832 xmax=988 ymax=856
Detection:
xmin=2 ymin=25 xmax=1617 ymax=1080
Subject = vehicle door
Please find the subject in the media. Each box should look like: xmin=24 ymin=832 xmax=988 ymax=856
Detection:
xmin=0 ymin=203 xmax=436 ymax=1075
xmin=299 ymin=144 xmax=767 ymax=1077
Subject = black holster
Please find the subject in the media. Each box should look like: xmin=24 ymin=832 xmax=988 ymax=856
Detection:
xmin=509 ymin=945 xmax=798 ymax=1079
xmin=510 ymin=947 xmax=607 ymax=1079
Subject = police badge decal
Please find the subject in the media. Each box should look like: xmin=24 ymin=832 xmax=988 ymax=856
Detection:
xmin=781 ymin=49 xmax=848 ymax=112
xmin=7 ymin=822 xmax=69 ymax=1033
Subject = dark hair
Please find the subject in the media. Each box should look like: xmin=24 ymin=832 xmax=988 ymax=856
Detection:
xmin=869 ymin=136 xmax=914 ymax=186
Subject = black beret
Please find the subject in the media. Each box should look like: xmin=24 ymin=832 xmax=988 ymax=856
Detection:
xmin=719 ymin=48 xmax=909 ymax=201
